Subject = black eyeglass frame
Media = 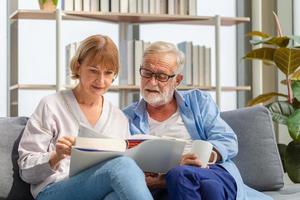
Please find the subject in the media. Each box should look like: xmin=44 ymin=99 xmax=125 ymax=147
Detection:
xmin=139 ymin=67 xmax=176 ymax=82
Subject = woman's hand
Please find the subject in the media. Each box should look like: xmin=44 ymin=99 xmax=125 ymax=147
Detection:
xmin=145 ymin=173 xmax=166 ymax=189
xmin=180 ymin=153 xmax=202 ymax=167
xmin=49 ymin=136 xmax=75 ymax=170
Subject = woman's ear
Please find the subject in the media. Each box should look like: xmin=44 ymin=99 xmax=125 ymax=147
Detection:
xmin=76 ymin=62 xmax=81 ymax=76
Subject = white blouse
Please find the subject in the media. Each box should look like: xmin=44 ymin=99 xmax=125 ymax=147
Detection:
xmin=18 ymin=90 xmax=130 ymax=198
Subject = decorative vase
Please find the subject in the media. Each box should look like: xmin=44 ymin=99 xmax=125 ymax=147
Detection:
xmin=39 ymin=0 xmax=57 ymax=11
xmin=285 ymin=141 xmax=300 ymax=183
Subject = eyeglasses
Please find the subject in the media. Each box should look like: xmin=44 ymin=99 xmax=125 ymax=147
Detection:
xmin=139 ymin=67 xmax=176 ymax=82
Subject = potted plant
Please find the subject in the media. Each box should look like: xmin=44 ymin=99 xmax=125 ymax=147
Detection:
xmin=244 ymin=12 xmax=300 ymax=183
xmin=39 ymin=0 xmax=58 ymax=11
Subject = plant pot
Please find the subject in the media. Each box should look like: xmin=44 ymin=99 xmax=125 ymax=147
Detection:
xmin=277 ymin=143 xmax=287 ymax=172
xmin=285 ymin=141 xmax=300 ymax=183
xmin=39 ymin=0 xmax=57 ymax=11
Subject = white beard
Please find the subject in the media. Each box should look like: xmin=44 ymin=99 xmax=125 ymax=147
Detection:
xmin=141 ymin=83 xmax=175 ymax=107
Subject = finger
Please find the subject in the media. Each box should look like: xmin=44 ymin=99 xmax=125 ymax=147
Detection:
xmin=64 ymin=136 xmax=76 ymax=145
xmin=182 ymin=158 xmax=202 ymax=167
xmin=182 ymin=153 xmax=198 ymax=160
xmin=57 ymin=137 xmax=73 ymax=147
xmin=56 ymin=143 xmax=72 ymax=155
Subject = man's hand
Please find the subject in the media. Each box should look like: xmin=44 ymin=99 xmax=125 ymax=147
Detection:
xmin=49 ymin=136 xmax=75 ymax=169
xmin=180 ymin=153 xmax=203 ymax=167
xmin=145 ymin=173 xmax=166 ymax=189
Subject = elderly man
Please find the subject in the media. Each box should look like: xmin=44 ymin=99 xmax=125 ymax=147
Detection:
xmin=123 ymin=41 xmax=272 ymax=200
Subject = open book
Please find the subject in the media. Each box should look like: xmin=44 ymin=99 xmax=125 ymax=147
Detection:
xmin=69 ymin=125 xmax=186 ymax=176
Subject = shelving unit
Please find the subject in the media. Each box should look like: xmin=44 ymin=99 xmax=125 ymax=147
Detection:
xmin=9 ymin=9 xmax=250 ymax=116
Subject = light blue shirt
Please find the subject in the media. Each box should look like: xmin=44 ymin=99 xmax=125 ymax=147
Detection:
xmin=123 ymin=89 xmax=272 ymax=200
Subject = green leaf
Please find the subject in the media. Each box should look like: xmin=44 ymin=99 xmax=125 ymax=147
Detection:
xmin=265 ymin=36 xmax=290 ymax=47
xmin=287 ymin=109 xmax=300 ymax=141
xmin=292 ymin=81 xmax=300 ymax=102
xmin=266 ymin=101 xmax=295 ymax=124
xmin=274 ymin=48 xmax=300 ymax=75
xmin=39 ymin=0 xmax=47 ymax=4
xmin=247 ymin=31 xmax=270 ymax=38
xmin=247 ymin=92 xmax=287 ymax=106
xmin=244 ymin=47 xmax=276 ymax=62
xmin=52 ymin=0 xmax=58 ymax=5
xmin=290 ymin=69 xmax=300 ymax=80
xmin=250 ymin=36 xmax=290 ymax=47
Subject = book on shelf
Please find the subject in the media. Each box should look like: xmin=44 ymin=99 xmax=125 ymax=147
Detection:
xmin=100 ymin=0 xmax=110 ymax=12
xmin=134 ymin=40 xmax=144 ymax=86
xmin=62 ymin=0 xmax=74 ymax=11
xmin=111 ymin=0 xmax=120 ymax=13
xmin=179 ymin=0 xmax=188 ymax=15
xmin=74 ymin=0 xmax=82 ymax=11
xmin=198 ymin=45 xmax=205 ymax=86
xmin=120 ymin=0 xmax=129 ymax=13
xmin=60 ymin=0 xmax=197 ymax=16
xmin=137 ymin=0 xmax=143 ymax=13
xmin=160 ymin=0 xmax=167 ymax=14
xmin=178 ymin=41 xmax=193 ymax=85
xmin=204 ymin=47 xmax=211 ymax=86
xmin=129 ymin=0 xmax=137 ymax=13
xmin=142 ymin=0 xmax=149 ymax=14
xmin=168 ymin=0 xmax=175 ymax=15
xmin=188 ymin=0 xmax=197 ymax=16
xmin=90 ymin=0 xmax=100 ymax=12
xmin=192 ymin=45 xmax=199 ymax=86
xmin=149 ymin=0 xmax=155 ymax=14
xmin=82 ymin=0 xmax=90 ymax=12
xmin=69 ymin=125 xmax=187 ymax=176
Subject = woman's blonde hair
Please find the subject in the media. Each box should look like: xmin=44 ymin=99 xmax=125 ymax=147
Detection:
xmin=143 ymin=41 xmax=185 ymax=73
xmin=70 ymin=35 xmax=120 ymax=79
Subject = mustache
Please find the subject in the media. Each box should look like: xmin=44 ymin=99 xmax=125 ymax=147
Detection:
xmin=144 ymin=86 xmax=161 ymax=92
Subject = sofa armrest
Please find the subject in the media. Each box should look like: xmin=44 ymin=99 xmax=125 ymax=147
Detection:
xmin=221 ymin=106 xmax=284 ymax=191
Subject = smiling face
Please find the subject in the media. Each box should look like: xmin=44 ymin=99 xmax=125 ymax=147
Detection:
xmin=77 ymin=56 xmax=115 ymax=98
xmin=140 ymin=52 xmax=182 ymax=106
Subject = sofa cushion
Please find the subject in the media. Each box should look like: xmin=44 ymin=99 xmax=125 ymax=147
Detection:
xmin=0 ymin=117 xmax=33 ymax=200
xmin=221 ymin=106 xmax=284 ymax=191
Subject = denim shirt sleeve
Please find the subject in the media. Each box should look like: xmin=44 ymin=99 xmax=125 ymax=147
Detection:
xmin=198 ymin=92 xmax=238 ymax=162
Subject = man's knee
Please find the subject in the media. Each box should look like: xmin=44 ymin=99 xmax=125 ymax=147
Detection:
xmin=200 ymin=179 xmax=225 ymax=196
xmin=166 ymin=165 xmax=194 ymax=183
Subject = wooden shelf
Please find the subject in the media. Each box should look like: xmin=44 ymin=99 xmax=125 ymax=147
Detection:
xmin=9 ymin=84 xmax=251 ymax=92
xmin=10 ymin=9 xmax=250 ymax=26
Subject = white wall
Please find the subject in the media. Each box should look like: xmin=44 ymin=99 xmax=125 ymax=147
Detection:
xmin=0 ymin=0 xmax=7 ymax=116
xmin=7 ymin=0 xmax=237 ymax=116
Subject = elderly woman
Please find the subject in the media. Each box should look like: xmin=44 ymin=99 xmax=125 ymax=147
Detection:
xmin=18 ymin=35 xmax=153 ymax=200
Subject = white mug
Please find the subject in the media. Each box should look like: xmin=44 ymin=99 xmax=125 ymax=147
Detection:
xmin=191 ymin=140 xmax=217 ymax=168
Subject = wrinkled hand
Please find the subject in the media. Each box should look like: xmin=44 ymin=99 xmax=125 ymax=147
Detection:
xmin=180 ymin=153 xmax=203 ymax=167
xmin=50 ymin=136 xmax=75 ymax=169
xmin=145 ymin=173 xmax=166 ymax=189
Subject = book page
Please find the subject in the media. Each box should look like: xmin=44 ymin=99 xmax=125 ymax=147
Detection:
xmin=75 ymin=137 xmax=127 ymax=152
xmin=69 ymin=138 xmax=187 ymax=176
xmin=126 ymin=139 xmax=186 ymax=173
xmin=70 ymin=148 xmax=124 ymax=176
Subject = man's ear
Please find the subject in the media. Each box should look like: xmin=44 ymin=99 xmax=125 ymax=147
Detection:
xmin=175 ymin=74 xmax=183 ymax=86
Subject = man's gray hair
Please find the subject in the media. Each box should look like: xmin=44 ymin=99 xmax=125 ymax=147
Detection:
xmin=143 ymin=41 xmax=185 ymax=74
